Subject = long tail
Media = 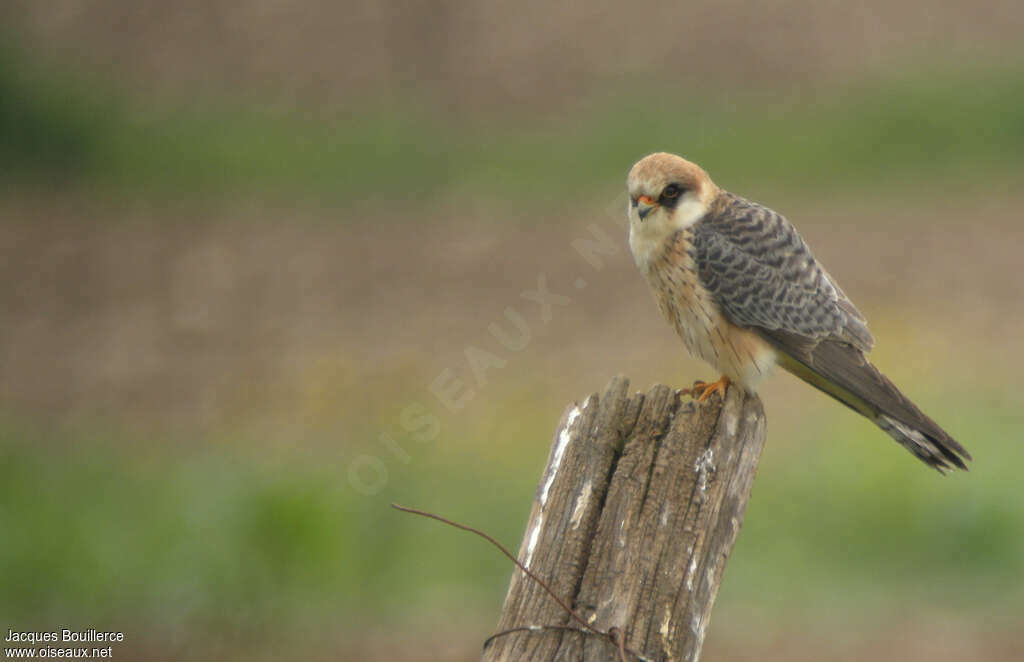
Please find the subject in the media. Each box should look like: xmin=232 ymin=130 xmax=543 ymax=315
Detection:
xmin=770 ymin=337 xmax=971 ymax=472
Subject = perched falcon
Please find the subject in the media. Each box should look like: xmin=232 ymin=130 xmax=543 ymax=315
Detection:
xmin=626 ymin=152 xmax=970 ymax=471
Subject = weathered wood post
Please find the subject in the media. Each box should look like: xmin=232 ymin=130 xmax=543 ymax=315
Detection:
xmin=481 ymin=375 xmax=766 ymax=662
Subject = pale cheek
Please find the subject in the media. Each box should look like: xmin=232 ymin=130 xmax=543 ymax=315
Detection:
xmin=671 ymin=198 xmax=707 ymax=230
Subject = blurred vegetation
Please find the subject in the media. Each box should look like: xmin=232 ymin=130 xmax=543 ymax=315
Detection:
xmin=0 ymin=48 xmax=103 ymax=180
xmin=3 ymin=384 xmax=1023 ymax=653
xmin=2 ymin=38 xmax=1023 ymax=660
xmin=2 ymin=46 xmax=1024 ymax=206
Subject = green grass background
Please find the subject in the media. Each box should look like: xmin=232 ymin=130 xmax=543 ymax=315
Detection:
xmin=4 ymin=388 xmax=1023 ymax=646
xmin=2 ymin=42 xmax=1023 ymax=659
xmin=4 ymin=46 xmax=1024 ymax=206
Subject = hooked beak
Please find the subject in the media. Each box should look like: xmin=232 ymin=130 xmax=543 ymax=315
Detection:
xmin=635 ymin=194 xmax=657 ymax=220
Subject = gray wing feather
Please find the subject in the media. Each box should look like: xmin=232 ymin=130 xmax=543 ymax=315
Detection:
xmin=693 ymin=192 xmax=969 ymax=471
xmin=693 ymin=192 xmax=873 ymax=350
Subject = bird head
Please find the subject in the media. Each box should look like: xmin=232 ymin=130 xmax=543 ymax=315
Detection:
xmin=626 ymin=152 xmax=716 ymax=268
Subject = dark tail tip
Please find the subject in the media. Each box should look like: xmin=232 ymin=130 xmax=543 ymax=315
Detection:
xmin=877 ymin=414 xmax=970 ymax=472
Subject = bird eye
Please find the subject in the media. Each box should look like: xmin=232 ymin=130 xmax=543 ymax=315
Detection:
xmin=661 ymin=184 xmax=683 ymax=200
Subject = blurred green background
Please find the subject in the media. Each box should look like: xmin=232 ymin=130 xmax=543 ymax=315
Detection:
xmin=1 ymin=2 xmax=1023 ymax=660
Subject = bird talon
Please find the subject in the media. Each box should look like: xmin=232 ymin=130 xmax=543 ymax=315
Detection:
xmin=687 ymin=376 xmax=730 ymax=403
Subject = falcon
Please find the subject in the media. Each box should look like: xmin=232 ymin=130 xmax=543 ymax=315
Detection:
xmin=626 ymin=152 xmax=970 ymax=471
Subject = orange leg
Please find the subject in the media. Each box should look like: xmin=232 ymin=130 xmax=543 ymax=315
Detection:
xmin=686 ymin=375 xmax=731 ymax=403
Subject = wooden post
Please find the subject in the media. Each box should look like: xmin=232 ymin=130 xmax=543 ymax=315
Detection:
xmin=481 ymin=375 xmax=766 ymax=662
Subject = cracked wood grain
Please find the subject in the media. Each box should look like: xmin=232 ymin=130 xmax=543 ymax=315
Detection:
xmin=481 ymin=375 xmax=766 ymax=662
